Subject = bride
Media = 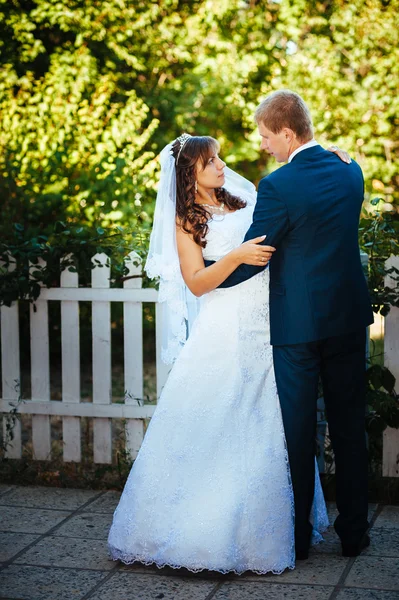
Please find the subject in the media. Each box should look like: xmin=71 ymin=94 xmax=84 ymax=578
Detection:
xmin=107 ymin=133 xmax=345 ymax=574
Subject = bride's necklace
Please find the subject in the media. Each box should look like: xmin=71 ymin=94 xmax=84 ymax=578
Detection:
xmin=201 ymin=202 xmax=225 ymax=213
xmin=196 ymin=190 xmax=227 ymax=214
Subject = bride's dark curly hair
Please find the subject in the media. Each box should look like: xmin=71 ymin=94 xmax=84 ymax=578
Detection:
xmin=172 ymin=136 xmax=246 ymax=247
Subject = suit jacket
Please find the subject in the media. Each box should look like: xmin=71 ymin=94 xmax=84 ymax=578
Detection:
xmin=209 ymin=145 xmax=374 ymax=345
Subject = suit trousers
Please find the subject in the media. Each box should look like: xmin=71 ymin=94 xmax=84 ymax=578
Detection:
xmin=273 ymin=329 xmax=369 ymax=552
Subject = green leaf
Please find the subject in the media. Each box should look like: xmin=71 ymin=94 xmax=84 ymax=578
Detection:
xmin=381 ymin=367 xmax=396 ymax=394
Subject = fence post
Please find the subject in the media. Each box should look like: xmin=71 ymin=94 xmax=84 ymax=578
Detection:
xmin=361 ymin=251 xmax=370 ymax=360
xmin=383 ymin=255 xmax=399 ymax=477
xmin=61 ymin=258 xmax=81 ymax=462
xmin=1 ymin=255 xmax=22 ymax=458
xmin=123 ymin=251 xmax=144 ymax=459
xmin=92 ymin=253 xmax=112 ymax=464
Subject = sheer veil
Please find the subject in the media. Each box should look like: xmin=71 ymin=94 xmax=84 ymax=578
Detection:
xmin=144 ymin=139 xmax=257 ymax=365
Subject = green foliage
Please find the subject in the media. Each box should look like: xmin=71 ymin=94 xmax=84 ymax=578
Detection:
xmin=274 ymin=0 xmax=399 ymax=208
xmin=366 ymin=364 xmax=399 ymax=433
xmin=359 ymin=202 xmax=399 ymax=315
xmin=1 ymin=0 xmax=398 ymax=235
xmin=366 ymin=361 xmax=399 ymax=477
xmin=0 ymin=45 xmax=158 ymax=236
xmin=358 ymin=204 xmax=399 ymax=443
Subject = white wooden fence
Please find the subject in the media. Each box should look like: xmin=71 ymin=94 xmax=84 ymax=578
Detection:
xmin=383 ymin=255 xmax=399 ymax=476
xmin=0 ymin=252 xmax=169 ymax=463
xmin=0 ymin=253 xmax=398 ymax=475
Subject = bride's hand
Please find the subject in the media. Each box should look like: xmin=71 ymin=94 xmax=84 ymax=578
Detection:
xmin=327 ymin=145 xmax=351 ymax=164
xmin=233 ymin=235 xmax=276 ymax=266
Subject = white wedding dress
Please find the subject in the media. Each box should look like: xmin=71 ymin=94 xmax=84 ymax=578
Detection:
xmin=108 ymin=201 xmax=328 ymax=575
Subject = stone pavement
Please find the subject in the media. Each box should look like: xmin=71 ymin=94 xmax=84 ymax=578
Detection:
xmin=0 ymin=485 xmax=398 ymax=600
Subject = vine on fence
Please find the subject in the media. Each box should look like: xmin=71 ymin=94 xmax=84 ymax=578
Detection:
xmin=0 ymin=381 xmax=24 ymax=460
xmin=366 ymin=364 xmax=399 ymax=434
xmin=358 ymin=204 xmax=399 ymax=444
xmin=0 ymin=222 xmax=150 ymax=307
xmin=359 ymin=199 xmax=399 ymax=315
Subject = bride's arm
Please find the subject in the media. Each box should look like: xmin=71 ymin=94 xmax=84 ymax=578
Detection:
xmin=176 ymin=225 xmax=274 ymax=297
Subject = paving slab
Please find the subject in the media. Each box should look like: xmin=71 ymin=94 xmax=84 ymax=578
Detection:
xmin=345 ymin=556 xmax=399 ymax=591
xmin=0 ymin=486 xmax=100 ymax=510
xmin=14 ymin=536 xmax=113 ymax=571
xmin=363 ymin=528 xmax=399 ymax=557
xmin=311 ymin=520 xmax=399 ymax=558
xmin=87 ymin=491 xmax=121 ymax=513
xmin=248 ymin=555 xmax=349 ymax=586
xmin=310 ymin=529 xmax=341 ymax=555
xmin=0 ymin=532 xmax=41 ymax=562
xmin=53 ymin=512 xmax=113 ymax=540
xmin=0 ymin=485 xmax=14 ymax=498
xmin=0 ymin=564 xmax=105 ymax=600
xmin=91 ymin=571 xmax=217 ymax=600
xmin=118 ymin=561 xmax=165 ymax=574
xmin=0 ymin=506 xmax=70 ymax=534
xmin=213 ymin=582 xmax=334 ymax=599
xmin=335 ymin=589 xmax=399 ymax=600
xmin=373 ymin=506 xmax=399 ymax=529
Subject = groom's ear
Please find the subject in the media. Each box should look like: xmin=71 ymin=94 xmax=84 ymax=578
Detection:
xmin=282 ymin=127 xmax=295 ymax=142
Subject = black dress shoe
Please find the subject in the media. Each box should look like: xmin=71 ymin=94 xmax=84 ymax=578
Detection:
xmin=342 ymin=533 xmax=370 ymax=557
xmin=295 ymin=548 xmax=309 ymax=561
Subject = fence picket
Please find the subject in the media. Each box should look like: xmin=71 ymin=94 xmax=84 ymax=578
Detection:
xmin=61 ymin=261 xmax=81 ymax=462
xmin=1 ymin=256 xmax=22 ymax=458
xmin=91 ymin=253 xmax=112 ymax=464
xmin=30 ymin=258 xmax=51 ymax=460
xmin=383 ymin=255 xmax=399 ymax=477
xmin=123 ymin=251 xmax=144 ymax=458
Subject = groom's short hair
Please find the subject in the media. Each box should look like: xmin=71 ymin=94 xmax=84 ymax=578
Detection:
xmin=255 ymin=90 xmax=314 ymax=142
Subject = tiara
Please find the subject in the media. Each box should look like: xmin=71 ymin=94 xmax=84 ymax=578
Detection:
xmin=173 ymin=133 xmax=192 ymax=164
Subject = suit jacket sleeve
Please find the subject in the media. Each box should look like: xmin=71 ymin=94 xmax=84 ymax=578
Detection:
xmin=204 ymin=177 xmax=290 ymax=288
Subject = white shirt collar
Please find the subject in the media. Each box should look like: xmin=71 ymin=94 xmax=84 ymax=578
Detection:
xmin=288 ymin=139 xmax=319 ymax=163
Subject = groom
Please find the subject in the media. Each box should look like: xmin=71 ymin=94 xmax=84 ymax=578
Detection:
xmin=206 ymin=90 xmax=374 ymax=559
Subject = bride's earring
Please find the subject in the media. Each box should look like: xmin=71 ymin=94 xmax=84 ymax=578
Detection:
xmin=195 ymin=181 xmax=198 ymax=194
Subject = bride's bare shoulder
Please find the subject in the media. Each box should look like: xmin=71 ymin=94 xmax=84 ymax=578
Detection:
xmin=176 ymin=219 xmax=197 ymax=248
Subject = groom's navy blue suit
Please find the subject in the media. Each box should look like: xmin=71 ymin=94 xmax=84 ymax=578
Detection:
xmin=205 ymin=145 xmax=374 ymax=554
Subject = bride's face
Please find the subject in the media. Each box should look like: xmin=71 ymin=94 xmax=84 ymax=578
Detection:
xmin=196 ymin=152 xmax=226 ymax=190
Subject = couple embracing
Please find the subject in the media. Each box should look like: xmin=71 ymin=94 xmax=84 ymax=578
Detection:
xmin=108 ymin=90 xmax=374 ymax=574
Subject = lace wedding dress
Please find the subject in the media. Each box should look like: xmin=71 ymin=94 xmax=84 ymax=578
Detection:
xmin=108 ymin=202 xmax=328 ymax=575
